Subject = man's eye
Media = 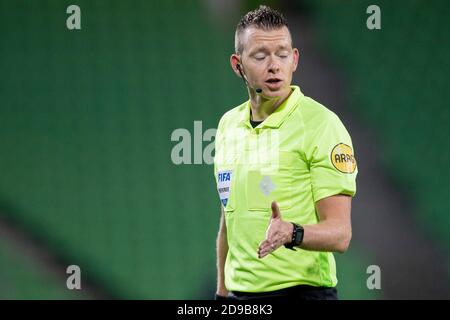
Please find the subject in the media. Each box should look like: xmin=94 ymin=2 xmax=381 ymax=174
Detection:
xmin=255 ymin=56 xmax=265 ymax=61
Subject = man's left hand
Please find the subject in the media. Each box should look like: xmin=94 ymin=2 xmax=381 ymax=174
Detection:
xmin=258 ymin=201 xmax=294 ymax=258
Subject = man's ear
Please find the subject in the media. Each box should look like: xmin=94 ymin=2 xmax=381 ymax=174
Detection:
xmin=230 ymin=54 xmax=242 ymax=78
xmin=292 ymin=48 xmax=300 ymax=72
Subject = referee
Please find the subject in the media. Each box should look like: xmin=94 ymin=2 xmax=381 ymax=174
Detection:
xmin=214 ymin=6 xmax=358 ymax=300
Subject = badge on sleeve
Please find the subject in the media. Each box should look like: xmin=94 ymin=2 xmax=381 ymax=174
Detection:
xmin=217 ymin=170 xmax=233 ymax=207
xmin=331 ymin=143 xmax=357 ymax=173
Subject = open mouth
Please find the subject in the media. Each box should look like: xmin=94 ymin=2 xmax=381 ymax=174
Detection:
xmin=265 ymin=78 xmax=283 ymax=89
xmin=265 ymin=78 xmax=282 ymax=84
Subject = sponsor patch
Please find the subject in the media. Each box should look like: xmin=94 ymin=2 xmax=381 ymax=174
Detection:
xmin=217 ymin=170 xmax=233 ymax=207
xmin=331 ymin=143 xmax=356 ymax=173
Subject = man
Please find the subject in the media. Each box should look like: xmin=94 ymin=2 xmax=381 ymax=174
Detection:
xmin=214 ymin=6 xmax=357 ymax=300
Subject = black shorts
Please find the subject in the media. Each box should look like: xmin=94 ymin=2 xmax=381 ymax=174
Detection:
xmin=228 ymin=285 xmax=338 ymax=301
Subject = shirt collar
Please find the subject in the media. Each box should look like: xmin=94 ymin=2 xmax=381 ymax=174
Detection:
xmin=238 ymin=86 xmax=303 ymax=129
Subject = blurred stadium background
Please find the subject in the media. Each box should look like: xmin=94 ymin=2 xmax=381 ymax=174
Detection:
xmin=0 ymin=0 xmax=448 ymax=299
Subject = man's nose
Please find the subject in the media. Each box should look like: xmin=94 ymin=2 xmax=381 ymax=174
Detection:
xmin=267 ymin=56 xmax=280 ymax=73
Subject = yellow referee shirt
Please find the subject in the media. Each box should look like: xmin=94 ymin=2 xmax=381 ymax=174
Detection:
xmin=214 ymin=86 xmax=357 ymax=292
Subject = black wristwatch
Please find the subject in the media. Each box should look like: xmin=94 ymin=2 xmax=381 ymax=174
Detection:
xmin=284 ymin=223 xmax=304 ymax=250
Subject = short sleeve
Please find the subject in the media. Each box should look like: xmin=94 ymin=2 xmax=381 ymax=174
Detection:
xmin=213 ymin=115 xmax=225 ymax=181
xmin=307 ymin=113 xmax=358 ymax=203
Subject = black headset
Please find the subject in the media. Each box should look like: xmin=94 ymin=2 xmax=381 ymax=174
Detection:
xmin=236 ymin=63 xmax=262 ymax=94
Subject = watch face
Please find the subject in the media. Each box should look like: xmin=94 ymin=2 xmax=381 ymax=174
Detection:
xmin=294 ymin=225 xmax=304 ymax=245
